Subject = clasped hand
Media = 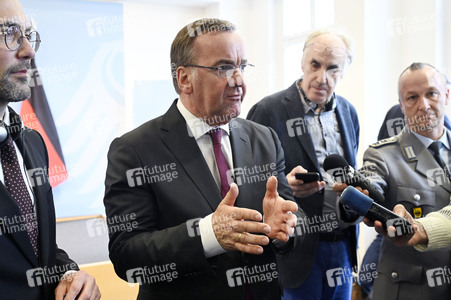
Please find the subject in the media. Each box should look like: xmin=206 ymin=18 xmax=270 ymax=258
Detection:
xmin=212 ymin=176 xmax=298 ymax=255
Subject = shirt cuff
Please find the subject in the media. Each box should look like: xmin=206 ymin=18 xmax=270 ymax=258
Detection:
xmin=61 ymin=270 xmax=77 ymax=281
xmin=199 ymin=213 xmax=227 ymax=258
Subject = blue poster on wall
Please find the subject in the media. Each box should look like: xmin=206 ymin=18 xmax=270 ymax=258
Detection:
xmin=18 ymin=0 xmax=125 ymax=217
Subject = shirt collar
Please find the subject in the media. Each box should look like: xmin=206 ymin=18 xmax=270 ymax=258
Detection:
xmin=296 ymin=78 xmax=336 ymax=114
xmin=2 ymin=108 xmax=10 ymax=126
xmin=176 ymin=99 xmax=230 ymax=140
xmin=411 ymin=128 xmax=451 ymax=150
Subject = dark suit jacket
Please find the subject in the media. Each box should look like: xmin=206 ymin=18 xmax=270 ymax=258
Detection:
xmin=377 ymin=104 xmax=451 ymax=140
xmin=0 ymin=108 xmax=77 ymax=300
xmin=247 ymin=81 xmax=360 ymax=288
xmin=104 ymin=100 xmax=299 ymax=300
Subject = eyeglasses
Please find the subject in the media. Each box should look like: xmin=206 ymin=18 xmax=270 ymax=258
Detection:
xmin=184 ymin=63 xmax=255 ymax=78
xmin=325 ymin=68 xmax=342 ymax=80
xmin=0 ymin=25 xmax=41 ymax=52
xmin=304 ymin=43 xmax=348 ymax=58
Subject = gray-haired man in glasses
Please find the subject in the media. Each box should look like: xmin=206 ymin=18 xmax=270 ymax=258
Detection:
xmin=248 ymin=29 xmax=360 ymax=299
xmin=0 ymin=0 xmax=100 ymax=299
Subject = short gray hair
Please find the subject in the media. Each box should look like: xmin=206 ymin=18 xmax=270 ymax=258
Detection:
xmin=303 ymin=28 xmax=354 ymax=66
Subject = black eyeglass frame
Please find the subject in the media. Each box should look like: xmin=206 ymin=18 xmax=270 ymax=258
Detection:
xmin=0 ymin=25 xmax=41 ymax=52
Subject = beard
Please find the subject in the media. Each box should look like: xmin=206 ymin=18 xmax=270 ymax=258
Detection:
xmin=0 ymin=62 xmax=32 ymax=103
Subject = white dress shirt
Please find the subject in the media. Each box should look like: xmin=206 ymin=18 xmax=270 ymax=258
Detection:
xmin=176 ymin=99 xmax=234 ymax=258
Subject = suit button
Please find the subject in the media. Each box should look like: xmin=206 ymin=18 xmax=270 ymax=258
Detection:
xmin=413 ymin=194 xmax=421 ymax=201
xmin=391 ymin=272 xmax=398 ymax=279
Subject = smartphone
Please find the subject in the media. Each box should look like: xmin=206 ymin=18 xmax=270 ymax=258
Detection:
xmin=295 ymin=172 xmax=320 ymax=183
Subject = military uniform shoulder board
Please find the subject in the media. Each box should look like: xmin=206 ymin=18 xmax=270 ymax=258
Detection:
xmin=369 ymin=136 xmax=399 ymax=148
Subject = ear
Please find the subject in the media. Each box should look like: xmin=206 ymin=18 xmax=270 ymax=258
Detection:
xmin=445 ymin=87 xmax=449 ymax=106
xmin=177 ymin=67 xmax=193 ymax=94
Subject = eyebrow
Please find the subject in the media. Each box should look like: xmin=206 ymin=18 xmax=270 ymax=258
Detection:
xmin=0 ymin=22 xmax=32 ymax=33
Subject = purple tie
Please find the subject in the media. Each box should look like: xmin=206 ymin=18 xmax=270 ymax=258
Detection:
xmin=208 ymin=129 xmax=230 ymax=198
xmin=1 ymin=137 xmax=39 ymax=256
xmin=209 ymin=129 xmax=253 ymax=299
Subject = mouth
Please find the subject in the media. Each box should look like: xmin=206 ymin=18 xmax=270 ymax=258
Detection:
xmin=11 ymin=68 xmax=29 ymax=77
xmin=227 ymin=94 xmax=242 ymax=101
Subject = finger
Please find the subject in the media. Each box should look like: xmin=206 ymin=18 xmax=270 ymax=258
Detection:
xmin=231 ymin=206 xmax=263 ymax=222
xmin=285 ymin=212 xmax=298 ymax=227
xmin=237 ymin=232 xmax=270 ymax=246
xmin=265 ymin=176 xmax=279 ymax=198
xmin=231 ymin=220 xmax=271 ymax=234
xmin=332 ymin=182 xmax=347 ymax=192
xmin=220 ymin=183 xmax=239 ymax=207
xmin=362 ymin=217 xmax=374 ymax=227
xmin=54 ymin=285 xmax=68 ymax=300
xmin=373 ymin=220 xmax=386 ymax=235
xmin=281 ymin=200 xmax=298 ymax=214
xmin=290 ymin=166 xmax=307 ymax=176
xmin=63 ymin=280 xmax=83 ymax=300
xmin=234 ymin=243 xmax=265 ymax=255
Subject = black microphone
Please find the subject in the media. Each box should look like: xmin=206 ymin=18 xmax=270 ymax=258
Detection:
xmin=339 ymin=186 xmax=412 ymax=236
xmin=323 ymin=154 xmax=384 ymax=203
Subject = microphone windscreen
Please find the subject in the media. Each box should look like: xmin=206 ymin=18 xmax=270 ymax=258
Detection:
xmin=323 ymin=154 xmax=349 ymax=172
xmin=339 ymin=186 xmax=373 ymax=216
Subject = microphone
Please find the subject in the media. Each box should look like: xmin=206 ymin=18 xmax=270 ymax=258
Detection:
xmin=339 ymin=186 xmax=412 ymax=236
xmin=323 ymin=154 xmax=384 ymax=203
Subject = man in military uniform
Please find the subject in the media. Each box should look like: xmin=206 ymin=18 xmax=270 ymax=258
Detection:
xmin=360 ymin=62 xmax=451 ymax=299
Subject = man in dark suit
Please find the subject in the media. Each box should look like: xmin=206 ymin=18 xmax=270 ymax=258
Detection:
xmin=247 ymin=29 xmax=359 ymax=299
xmin=0 ymin=1 xmax=100 ymax=299
xmin=104 ymin=18 xmax=300 ymax=299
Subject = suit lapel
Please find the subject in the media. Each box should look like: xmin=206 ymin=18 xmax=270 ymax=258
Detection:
xmin=335 ymin=99 xmax=356 ymax=167
xmin=228 ymin=119 xmax=255 ymax=208
xmin=282 ymin=83 xmax=320 ymax=172
xmin=18 ymin=130 xmax=52 ymax=267
xmin=0 ymin=133 xmax=39 ymax=266
xmin=160 ymin=101 xmax=222 ymax=211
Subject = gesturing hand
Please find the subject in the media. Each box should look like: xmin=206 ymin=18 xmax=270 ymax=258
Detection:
xmin=263 ymin=176 xmax=298 ymax=242
xmin=212 ymin=183 xmax=271 ymax=255
xmin=369 ymin=204 xmax=428 ymax=247
xmin=54 ymin=270 xmax=100 ymax=300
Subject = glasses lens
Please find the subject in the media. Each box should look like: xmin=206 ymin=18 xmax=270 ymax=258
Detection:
xmin=5 ymin=26 xmax=22 ymax=51
xmin=218 ymin=65 xmax=235 ymax=78
xmin=220 ymin=64 xmax=255 ymax=79
xmin=241 ymin=64 xmax=254 ymax=77
xmin=326 ymin=68 xmax=342 ymax=80
xmin=28 ymin=31 xmax=40 ymax=52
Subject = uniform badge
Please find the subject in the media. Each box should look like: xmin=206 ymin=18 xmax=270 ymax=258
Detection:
xmin=401 ymin=145 xmax=417 ymax=161
xmin=413 ymin=207 xmax=422 ymax=218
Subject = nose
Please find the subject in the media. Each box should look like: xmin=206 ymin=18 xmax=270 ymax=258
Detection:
xmin=227 ymin=68 xmax=245 ymax=88
xmin=16 ymin=38 xmax=36 ymax=60
xmin=317 ymin=68 xmax=327 ymax=83
xmin=418 ymin=95 xmax=431 ymax=111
